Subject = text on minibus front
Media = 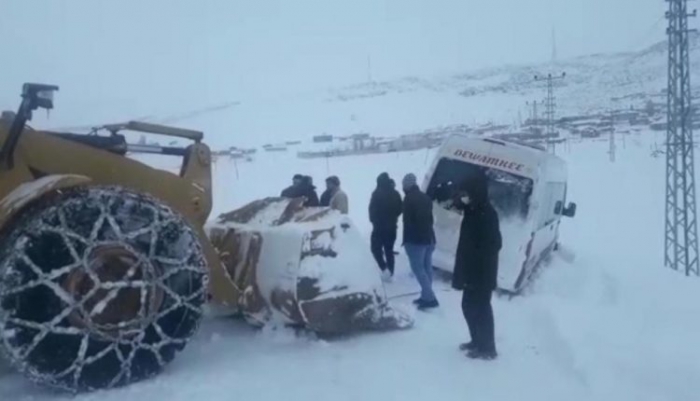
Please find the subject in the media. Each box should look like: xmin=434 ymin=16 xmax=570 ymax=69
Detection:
xmin=453 ymin=149 xmax=525 ymax=172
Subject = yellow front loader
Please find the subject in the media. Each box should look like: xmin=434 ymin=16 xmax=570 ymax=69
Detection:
xmin=0 ymin=83 xmax=411 ymax=393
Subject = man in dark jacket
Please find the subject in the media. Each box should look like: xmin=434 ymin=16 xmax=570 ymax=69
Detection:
xmin=299 ymin=176 xmax=320 ymax=207
xmin=402 ymin=173 xmax=439 ymax=309
xmin=320 ymin=185 xmax=332 ymax=207
xmin=281 ymin=174 xmax=304 ymax=198
xmin=452 ymin=170 xmax=502 ymax=360
xmin=369 ymin=173 xmax=403 ymax=278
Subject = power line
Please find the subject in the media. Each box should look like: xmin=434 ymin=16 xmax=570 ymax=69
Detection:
xmin=155 ymin=101 xmax=241 ymax=125
xmin=49 ymin=101 xmax=241 ymax=133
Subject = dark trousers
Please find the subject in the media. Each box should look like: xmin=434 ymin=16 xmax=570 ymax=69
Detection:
xmin=371 ymin=227 xmax=397 ymax=274
xmin=462 ymin=287 xmax=496 ymax=353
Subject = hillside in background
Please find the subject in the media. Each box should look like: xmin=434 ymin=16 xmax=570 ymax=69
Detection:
xmin=329 ymin=32 xmax=700 ymax=113
xmin=180 ymin=33 xmax=698 ymax=149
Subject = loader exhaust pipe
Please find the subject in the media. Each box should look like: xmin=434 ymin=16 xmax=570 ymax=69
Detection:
xmin=0 ymin=83 xmax=59 ymax=170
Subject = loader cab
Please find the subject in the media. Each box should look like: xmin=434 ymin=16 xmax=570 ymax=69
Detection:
xmin=0 ymin=83 xmax=213 ymax=227
xmin=422 ymin=135 xmax=576 ymax=293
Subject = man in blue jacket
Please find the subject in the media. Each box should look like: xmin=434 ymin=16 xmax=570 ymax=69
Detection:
xmin=401 ymin=173 xmax=439 ymax=310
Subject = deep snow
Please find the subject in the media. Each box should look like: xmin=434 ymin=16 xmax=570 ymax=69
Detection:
xmin=1 ymin=131 xmax=700 ymax=401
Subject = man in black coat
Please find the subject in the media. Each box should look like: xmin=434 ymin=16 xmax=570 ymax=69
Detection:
xmin=452 ymin=171 xmax=502 ymax=359
xmin=299 ymin=175 xmax=320 ymax=207
xmin=282 ymin=175 xmax=319 ymax=207
xmin=320 ymin=186 xmax=332 ymax=207
xmin=369 ymin=173 xmax=403 ymax=277
xmin=281 ymin=174 xmax=304 ymax=198
xmin=402 ymin=173 xmax=439 ymax=309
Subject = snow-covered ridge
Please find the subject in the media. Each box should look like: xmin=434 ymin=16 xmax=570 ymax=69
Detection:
xmin=325 ymin=34 xmax=700 ymax=115
xmin=89 ymin=35 xmax=700 ymax=150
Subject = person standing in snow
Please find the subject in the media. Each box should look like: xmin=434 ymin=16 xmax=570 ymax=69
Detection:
xmin=452 ymin=171 xmax=501 ymax=360
xmin=281 ymin=174 xmax=304 ymax=198
xmin=401 ymin=173 xmax=439 ymax=309
xmin=369 ymin=172 xmax=403 ymax=279
xmin=299 ymin=175 xmax=320 ymax=207
xmin=324 ymin=176 xmax=349 ymax=214
xmin=320 ymin=185 xmax=332 ymax=207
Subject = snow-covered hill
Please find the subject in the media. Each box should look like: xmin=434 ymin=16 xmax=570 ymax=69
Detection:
xmin=328 ymin=32 xmax=700 ymax=113
xmin=2 ymin=129 xmax=699 ymax=401
xmin=170 ymin=34 xmax=700 ymax=149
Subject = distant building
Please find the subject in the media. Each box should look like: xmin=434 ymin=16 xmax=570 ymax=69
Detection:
xmin=313 ymin=134 xmax=333 ymax=143
xmin=263 ymin=145 xmax=288 ymax=152
xmin=581 ymin=128 xmax=601 ymax=138
xmin=351 ymin=133 xmax=373 ymax=151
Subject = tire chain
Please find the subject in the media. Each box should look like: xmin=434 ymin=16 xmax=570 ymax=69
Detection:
xmin=0 ymin=187 xmax=208 ymax=392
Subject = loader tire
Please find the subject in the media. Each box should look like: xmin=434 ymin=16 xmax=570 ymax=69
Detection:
xmin=0 ymin=186 xmax=208 ymax=392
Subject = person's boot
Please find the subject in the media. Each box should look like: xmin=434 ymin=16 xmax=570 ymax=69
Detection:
xmin=459 ymin=342 xmax=478 ymax=352
xmin=417 ymin=299 xmax=439 ymax=310
xmin=466 ymin=348 xmax=498 ymax=360
xmin=381 ymin=270 xmax=393 ymax=282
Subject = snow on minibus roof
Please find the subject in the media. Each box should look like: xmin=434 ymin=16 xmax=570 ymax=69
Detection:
xmin=482 ymin=137 xmax=547 ymax=153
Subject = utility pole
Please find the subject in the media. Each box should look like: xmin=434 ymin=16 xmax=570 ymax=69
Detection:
xmin=367 ymin=56 xmax=373 ymax=84
xmin=664 ymin=0 xmax=699 ymax=276
xmin=517 ymin=110 xmax=523 ymax=128
xmin=533 ymin=101 xmax=538 ymax=126
xmin=551 ymin=27 xmax=558 ymax=63
xmin=608 ymin=112 xmax=616 ymax=163
xmin=534 ymin=73 xmax=566 ymax=139
xmin=526 ymin=100 xmax=541 ymax=129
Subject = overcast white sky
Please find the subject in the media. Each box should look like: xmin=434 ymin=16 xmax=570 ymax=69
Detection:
xmin=0 ymin=0 xmax=675 ymax=137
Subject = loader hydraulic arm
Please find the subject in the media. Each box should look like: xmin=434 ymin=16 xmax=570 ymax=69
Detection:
xmin=0 ymin=83 xmax=59 ymax=170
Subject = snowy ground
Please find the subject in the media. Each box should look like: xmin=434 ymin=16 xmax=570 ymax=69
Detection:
xmin=1 ymin=132 xmax=700 ymax=401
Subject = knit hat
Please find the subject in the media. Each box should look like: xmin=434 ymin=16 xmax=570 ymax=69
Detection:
xmin=402 ymin=173 xmax=417 ymax=190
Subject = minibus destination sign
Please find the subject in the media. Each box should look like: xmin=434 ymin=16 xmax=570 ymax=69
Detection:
xmin=453 ymin=149 xmax=525 ymax=174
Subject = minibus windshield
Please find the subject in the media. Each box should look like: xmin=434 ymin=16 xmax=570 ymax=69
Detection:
xmin=426 ymin=158 xmax=533 ymax=220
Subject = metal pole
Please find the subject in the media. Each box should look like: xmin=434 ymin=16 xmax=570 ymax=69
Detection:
xmin=609 ymin=112 xmax=616 ymax=163
xmin=664 ymin=0 xmax=699 ymax=276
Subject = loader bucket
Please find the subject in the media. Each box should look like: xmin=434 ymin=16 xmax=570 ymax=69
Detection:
xmin=207 ymin=197 xmax=413 ymax=335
